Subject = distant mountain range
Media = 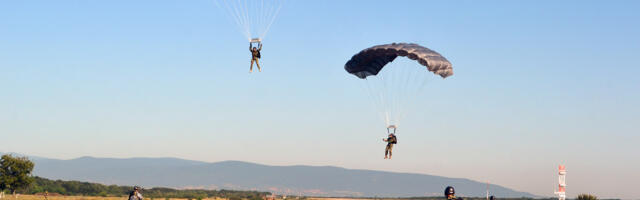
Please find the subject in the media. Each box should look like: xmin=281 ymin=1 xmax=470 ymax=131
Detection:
xmin=2 ymin=153 xmax=536 ymax=197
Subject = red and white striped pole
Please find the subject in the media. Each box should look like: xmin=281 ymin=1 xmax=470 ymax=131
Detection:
xmin=555 ymin=165 xmax=567 ymax=200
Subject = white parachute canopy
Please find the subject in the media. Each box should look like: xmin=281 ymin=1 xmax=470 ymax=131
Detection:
xmin=216 ymin=0 xmax=283 ymax=42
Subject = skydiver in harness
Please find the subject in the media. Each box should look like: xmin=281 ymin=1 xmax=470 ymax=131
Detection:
xmin=383 ymin=125 xmax=397 ymax=159
xmin=249 ymin=41 xmax=262 ymax=73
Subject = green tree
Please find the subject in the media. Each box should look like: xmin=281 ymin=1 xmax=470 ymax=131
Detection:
xmin=0 ymin=154 xmax=35 ymax=198
xmin=577 ymin=194 xmax=598 ymax=200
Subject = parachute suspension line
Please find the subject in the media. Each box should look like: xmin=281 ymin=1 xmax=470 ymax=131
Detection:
xmin=239 ymin=0 xmax=250 ymax=39
xmin=398 ymin=63 xmax=435 ymax=122
xmin=384 ymin=66 xmax=401 ymax=127
xmin=393 ymin=64 xmax=408 ymax=126
xmin=397 ymin=65 xmax=412 ymax=124
xmin=242 ymin=0 xmax=253 ymax=40
xmin=216 ymin=0 xmax=283 ymax=41
xmin=386 ymin=65 xmax=400 ymax=127
xmin=258 ymin=0 xmax=268 ymax=39
xmin=217 ymin=0 xmax=251 ymax=40
xmin=259 ymin=0 xmax=282 ymax=40
xmin=379 ymin=71 xmax=394 ymax=127
xmin=367 ymin=66 xmax=397 ymax=128
xmin=395 ymin=64 xmax=414 ymax=123
xmin=243 ymin=0 xmax=252 ymax=38
xmin=377 ymin=63 xmax=403 ymax=128
xmin=364 ymin=77 xmax=385 ymax=127
xmin=362 ymin=61 xmax=437 ymax=130
xmin=363 ymin=75 xmax=390 ymax=128
xmin=400 ymin=63 xmax=425 ymax=122
xmin=250 ymin=0 xmax=282 ymax=40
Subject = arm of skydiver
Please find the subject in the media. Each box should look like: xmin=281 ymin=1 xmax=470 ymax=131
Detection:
xmin=250 ymin=43 xmax=253 ymax=51
xmin=258 ymin=43 xmax=262 ymax=51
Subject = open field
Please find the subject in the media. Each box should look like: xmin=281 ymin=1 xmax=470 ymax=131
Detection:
xmin=8 ymin=195 xmax=227 ymax=200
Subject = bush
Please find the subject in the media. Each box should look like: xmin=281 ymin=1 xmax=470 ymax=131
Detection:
xmin=24 ymin=176 xmax=270 ymax=199
xmin=577 ymin=194 xmax=598 ymax=200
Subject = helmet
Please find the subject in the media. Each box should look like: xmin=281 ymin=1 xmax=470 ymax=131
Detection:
xmin=444 ymin=186 xmax=455 ymax=197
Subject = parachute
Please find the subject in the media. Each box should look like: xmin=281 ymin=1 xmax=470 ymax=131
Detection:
xmin=215 ymin=0 xmax=283 ymax=42
xmin=344 ymin=43 xmax=452 ymax=132
xmin=345 ymin=43 xmax=453 ymax=79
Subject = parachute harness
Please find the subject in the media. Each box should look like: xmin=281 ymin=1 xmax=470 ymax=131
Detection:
xmin=387 ymin=125 xmax=397 ymax=134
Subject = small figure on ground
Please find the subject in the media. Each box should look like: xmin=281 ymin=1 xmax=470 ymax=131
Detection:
xmin=445 ymin=186 xmax=456 ymax=200
xmin=129 ymin=186 xmax=144 ymax=200
xmin=444 ymin=186 xmax=464 ymax=200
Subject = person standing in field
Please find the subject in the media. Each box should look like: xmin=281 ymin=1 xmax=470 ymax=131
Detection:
xmin=444 ymin=186 xmax=464 ymax=200
xmin=445 ymin=186 xmax=456 ymax=200
xmin=129 ymin=186 xmax=144 ymax=200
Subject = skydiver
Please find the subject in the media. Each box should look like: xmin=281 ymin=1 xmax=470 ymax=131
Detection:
xmin=383 ymin=133 xmax=397 ymax=159
xmin=249 ymin=42 xmax=262 ymax=72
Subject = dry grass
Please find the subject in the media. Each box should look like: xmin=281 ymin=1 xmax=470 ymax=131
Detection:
xmin=9 ymin=195 xmax=123 ymax=200
xmin=8 ymin=194 xmax=226 ymax=200
xmin=309 ymin=198 xmax=372 ymax=200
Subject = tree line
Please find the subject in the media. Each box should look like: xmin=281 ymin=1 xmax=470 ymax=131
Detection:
xmin=27 ymin=176 xmax=269 ymax=199
xmin=0 ymin=154 xmax=269 ymax=199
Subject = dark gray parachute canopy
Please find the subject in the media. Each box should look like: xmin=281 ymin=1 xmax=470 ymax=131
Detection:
xmin=344 ymin=43 xmax=453 ymax=79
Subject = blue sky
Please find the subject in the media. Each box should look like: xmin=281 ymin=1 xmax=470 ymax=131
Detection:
xmin=1 ymin=0 xmax=639 ymax=199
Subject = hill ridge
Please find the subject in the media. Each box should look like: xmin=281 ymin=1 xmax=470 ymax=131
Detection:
xmin=2 ymin=153 xmax=537 ymax=198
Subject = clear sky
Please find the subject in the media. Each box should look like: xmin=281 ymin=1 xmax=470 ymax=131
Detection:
xmin=1 ymin=0 xmax=639 ymax=199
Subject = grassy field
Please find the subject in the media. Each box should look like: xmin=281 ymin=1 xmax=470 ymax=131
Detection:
xmin=8 ymin=195 xmax=228 ymax=200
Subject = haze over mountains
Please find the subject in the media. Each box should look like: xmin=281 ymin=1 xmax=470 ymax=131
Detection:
xmin=17 ymin=155 xmax=535 ymax=197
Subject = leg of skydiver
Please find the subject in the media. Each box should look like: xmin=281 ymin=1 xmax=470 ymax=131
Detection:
xmin=250 ymin=59 xmax=254 ymax=72
xmin=255 ymin=58 xmax=261 ymax=72
xmin=388 ymin=144 xmax=393 ymax=159
xmin=385 ymin=145 xmax=390 ymax=159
